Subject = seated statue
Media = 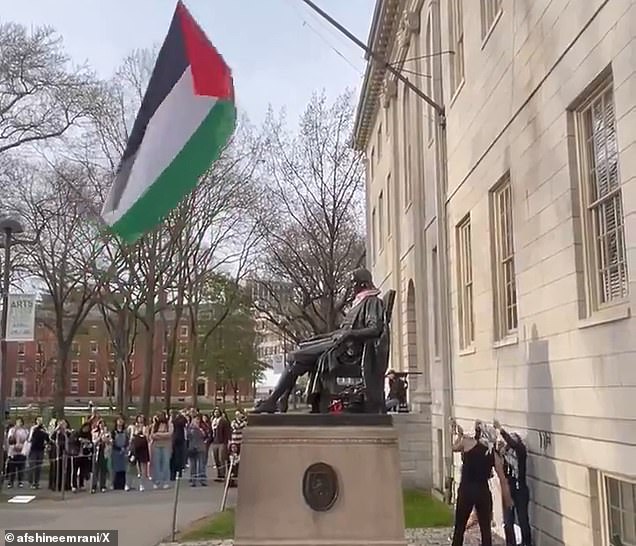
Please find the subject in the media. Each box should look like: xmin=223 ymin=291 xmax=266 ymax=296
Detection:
xmin=253 ymin=268 xmax=388 ymax=414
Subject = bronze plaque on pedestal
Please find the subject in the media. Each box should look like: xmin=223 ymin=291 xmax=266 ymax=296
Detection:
xmin=302 ymin=462 xmax=338 ymax=512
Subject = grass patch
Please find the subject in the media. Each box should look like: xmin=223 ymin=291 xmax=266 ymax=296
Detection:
xmin=175 ymin=491 xmax=452 ymax=542
xmin=179 ymin=509 xmax=235 ymax=541
xmin=403 ymin=489 xmax=453 ymax=529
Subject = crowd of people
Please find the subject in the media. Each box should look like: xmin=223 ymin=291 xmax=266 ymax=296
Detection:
xmin=1 ymin=407 xmax=248 ymax=493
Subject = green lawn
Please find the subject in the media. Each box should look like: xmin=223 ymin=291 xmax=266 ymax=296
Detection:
xmin=177 ymin=490 xmax=452 ymax=541
xmin=403 ymin=489 xmax=453 ymax=528
xmin=179 ymin=510 xmax=236 ymax=541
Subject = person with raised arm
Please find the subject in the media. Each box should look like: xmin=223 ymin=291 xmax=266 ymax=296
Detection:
xmin=494 ymin=419 xmax=533 ymax=546
xmin=450 ymin=418 xmax=513 ymax=546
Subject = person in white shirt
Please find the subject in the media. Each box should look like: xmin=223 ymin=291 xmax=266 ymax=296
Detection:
xmin=6 ymin=418 xmax=29 ymax=488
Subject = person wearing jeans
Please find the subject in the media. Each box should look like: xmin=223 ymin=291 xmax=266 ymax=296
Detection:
xmin=494 ymin=420 xmax=533 ymax=546
xmin=186 ymin=416 xmax=207 ymax=487
xmin=150 ymin=413 xmax=173 ymax=489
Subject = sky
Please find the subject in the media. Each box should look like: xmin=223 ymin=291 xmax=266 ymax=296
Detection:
xmin=1 ymin=0 xmax=374 ymax=125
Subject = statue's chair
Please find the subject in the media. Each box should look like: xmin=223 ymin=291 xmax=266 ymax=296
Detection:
xmin=307 ymin=289 xmax=396 ymax=413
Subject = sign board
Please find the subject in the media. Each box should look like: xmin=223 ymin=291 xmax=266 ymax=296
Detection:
xmin=5 ymin=294 xmax=37 ymax=342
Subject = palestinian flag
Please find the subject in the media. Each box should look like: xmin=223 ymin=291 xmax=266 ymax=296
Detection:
xmin=102 ymin=1 xmax=236 ymax=242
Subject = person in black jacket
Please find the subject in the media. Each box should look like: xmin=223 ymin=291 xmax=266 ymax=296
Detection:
xmin=494 ymin=420 xmax=533 ymax=546
xmin=27 ymin=417 xmax=49 ymax=489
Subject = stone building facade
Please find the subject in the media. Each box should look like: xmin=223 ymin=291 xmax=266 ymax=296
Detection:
xmin=354 ymin=1 xmax=636 ymax=544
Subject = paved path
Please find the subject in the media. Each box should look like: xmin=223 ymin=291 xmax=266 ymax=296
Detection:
xmin=1 ymin=481 xmax=236 ymax=546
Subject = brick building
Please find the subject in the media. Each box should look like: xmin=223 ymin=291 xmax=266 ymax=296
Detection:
xmin=5 ymin=309 xmax=254 ymax=404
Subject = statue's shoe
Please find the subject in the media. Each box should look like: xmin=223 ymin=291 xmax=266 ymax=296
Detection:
xmin=251 ymin=399 xmax=278 ymax=414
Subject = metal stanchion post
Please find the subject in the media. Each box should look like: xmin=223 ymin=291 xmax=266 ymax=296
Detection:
xmin=219 ymin=458 xmax=234 ymax=512
xmin=171 ymin=473 xmax=182 ymax=541
xmin=61 ymin=454 xmax=67 ymax=500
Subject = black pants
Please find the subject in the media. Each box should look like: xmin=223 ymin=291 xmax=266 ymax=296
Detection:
xmin=92 ymin=451 xmax=108 ymax=491
xmin=504 ymin=484 xmax=532 ymax=546
xmin=113 ymin=470 xmax=127 ymax=490
xmin=170 ymin=443 xmax=186 ymax=480
xmin=452 ymin=482 xmax=493 ymax=546
xmin=71 ymin=455 xmax=91 ymax=489
xmin=6 ymin=454 xmax=27 ymax=486
xmin=28 ymin=450 xmax=45 ymax=486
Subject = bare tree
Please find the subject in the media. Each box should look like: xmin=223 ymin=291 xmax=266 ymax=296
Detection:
xmin=0 ymin=22 xmax=98 ymax=155
xmin=15 ymin=162 xmax=111 ymax=417
xmin=255 ymin=91 xmax=366 ymax=340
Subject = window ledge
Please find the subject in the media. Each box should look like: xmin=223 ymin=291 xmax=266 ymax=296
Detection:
xmin=481 ymin=9 xmax=503 ymax=49
xmin=459 ymin=346 xmax=476 ymax=357
xmin=578 ymin=302 xmax=631 ymax=330
xmin=493 ymin=334 xmax=519 ymax=349
xmin=449 ymin=79 xmax=465 ymax=108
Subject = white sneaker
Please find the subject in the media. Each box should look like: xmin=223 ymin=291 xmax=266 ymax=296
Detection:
xmin=124 ymin=485 xmax=131 ymax=492
xmin=162 ymin=484 xmax=170 ymax=489
xmin=153 ymin=483 xmax=159 ymax=490
xmin=139 ymin=484 xmax=145 ymax=492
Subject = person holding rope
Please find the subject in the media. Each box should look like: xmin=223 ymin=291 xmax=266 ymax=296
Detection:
xmin=494 ymin=420 xmax=533 ymax=546
xmin=450 ymin=418 xmax=513 ymax=546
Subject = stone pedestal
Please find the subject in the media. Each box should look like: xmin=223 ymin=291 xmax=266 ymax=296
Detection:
xmin=234 ymin=414 xmax=407 ymax=546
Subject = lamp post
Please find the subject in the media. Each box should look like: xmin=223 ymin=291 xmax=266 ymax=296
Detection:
xmin=0 ymin=216 xmax=25 ymax=492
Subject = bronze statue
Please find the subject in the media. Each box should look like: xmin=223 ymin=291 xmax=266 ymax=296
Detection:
xmin=253 ymin=268 xmax=393 ymax=414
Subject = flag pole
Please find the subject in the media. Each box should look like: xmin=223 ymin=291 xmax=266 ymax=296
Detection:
xmin=298 ymin=0 xmax=444 ymax=116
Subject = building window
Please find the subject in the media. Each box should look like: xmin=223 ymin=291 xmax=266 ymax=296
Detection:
xmin=378 ymin=191 xmax=384 ymax=251
xmin=180 ymin=360 xmax=188 ymax=375
xmin=17 ymin=343 xmax=25 ymax=355
xmin=371 ymin=207 xmax=377 ymax=259
xmin=604 ymin=475 xmax=636 ymax=546
xmin=161 ymin=359 xmax=167 ymax=375
xmin=386 ymin=174 xmax=392 ymax=237
xmin=130 ymin=360 xmax=135 ymax=374
xmin=88 ymin=378 xmax=96 ymax=394
xmin=71 ymin=360 xmax=80 ymax=375
xmin=370 ymin=147 xmax=375 ymax=179
xmin=180 ymin=325 xmax=189 ymax=338
xmin=16 ymin=360 xmax=24 ymax=375
xmin=70 ymin=378 xmax=79 ymax=394
xmin=37 ymin=342 xmax=43 ymax=354
xmin=425 ymin=12 xmax=435 ymax=143
xmin=575 ymin=79 xmax=628 ymax=310
xmin=178 ymin=379 xmax=187 ymax=393
xmin=88 ymin=360 xmax=97 ymax=375
xmin=72 ymin=341 xmax=80 ymax=355
xmin=13 ymin=379 xmax=25 ymax=398
xmin=403 ymin=85 xmax=412 ymax=205
xmin=107 ymin=342 xmax=114 ymax=355
xmin=432 ymin=247 xmax=440 ymax=357
xmin=377 ymin=123 xmax=382 ymax=158
xmin=491 ymin=176 xmax=518 ymax=339
xmin=90 ymin=341 xmax=98 ymax=354
xmin=457 ymin=216 xmax=474 ymax=350
xmin=448 ymin=0 xmax=465 ymax=96
xmin=180 ymin=343 xmax=188 ymax=356
xmin=163 ymin=331 xmax=169 ymax=354
xmin=480 ymin=0 xmax=502 ymax=39
xmin=161 ymin=378 xmax=167 ymax=393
